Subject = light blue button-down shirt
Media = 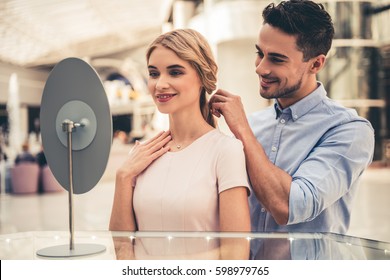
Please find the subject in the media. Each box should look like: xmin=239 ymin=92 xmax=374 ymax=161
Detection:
xmin=248 ymin=83 xmax=375 ymax=234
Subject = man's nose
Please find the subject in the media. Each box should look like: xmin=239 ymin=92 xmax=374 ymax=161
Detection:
xmin=255 ymin=57 xmax=271 ymax=76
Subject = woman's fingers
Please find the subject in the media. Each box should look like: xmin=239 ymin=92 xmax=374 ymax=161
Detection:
xmin=151 ymin=145 xmax=171 ymax=161
xmin=132 ymin=131 xmax=171 ymax=163
xmin=145 ymin=131 xmax=171 ymax=153
xmin=133 ymin=131 xmax=170 ymax=154
xmin=142 ymin=130 xmax=169 ymax=145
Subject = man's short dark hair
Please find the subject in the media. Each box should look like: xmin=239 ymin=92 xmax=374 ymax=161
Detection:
xmin=262 ymin=0 xmax=335 ymax=61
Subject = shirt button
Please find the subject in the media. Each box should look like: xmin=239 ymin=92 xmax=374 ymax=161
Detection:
xmin=271 ymin=146 xmax=277 ymax=152
xmin=261 ymin=208 xmax=266 ymax=212
xmin=280 ymin=119 xmax=285 ymax=124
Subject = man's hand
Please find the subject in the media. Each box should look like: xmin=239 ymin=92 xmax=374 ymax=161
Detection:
xmin=209 ymin=89 xmax=250 ymax=138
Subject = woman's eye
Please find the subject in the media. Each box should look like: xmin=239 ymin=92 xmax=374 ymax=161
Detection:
xmin=148 ymin=71 xmax=159 ymax=78
xmin=170 ymin=70 xmax=183 ymax=76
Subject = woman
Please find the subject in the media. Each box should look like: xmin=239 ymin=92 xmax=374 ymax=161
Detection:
xmin=109 ymin=29 xmax=250 ymax=234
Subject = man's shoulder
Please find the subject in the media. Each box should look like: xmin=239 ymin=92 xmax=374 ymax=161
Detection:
xmin=323 ymin=98 xmax=373 ymax=127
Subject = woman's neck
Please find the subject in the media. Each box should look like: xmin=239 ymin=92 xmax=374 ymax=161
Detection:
xmin=168 ymin=113 xmax=214 ymax=149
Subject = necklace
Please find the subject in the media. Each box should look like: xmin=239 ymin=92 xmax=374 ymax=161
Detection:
xmin=172 ymin=138 xmax=182 ymax=149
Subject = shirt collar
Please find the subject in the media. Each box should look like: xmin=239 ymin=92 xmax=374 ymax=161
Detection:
xmin=273 ymin=82 xmax=327 ymax=121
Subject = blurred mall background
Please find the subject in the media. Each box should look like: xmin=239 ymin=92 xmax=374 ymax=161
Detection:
xmin=0 ymin=1 xmax=389 ymax=242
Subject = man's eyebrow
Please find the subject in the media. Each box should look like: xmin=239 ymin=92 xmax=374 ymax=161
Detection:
xmin=269 ymin=52 xmax=289 ymax=60
xmin=255 ymin=44 xmax=289 ymax=60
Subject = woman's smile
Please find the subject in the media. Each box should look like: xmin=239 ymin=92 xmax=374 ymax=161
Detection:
xmin=155 ymin=93 xmax=177 ymax=103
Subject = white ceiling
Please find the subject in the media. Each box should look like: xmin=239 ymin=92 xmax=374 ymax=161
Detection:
xmin=0 ymin=0 xmax=174 ymax=68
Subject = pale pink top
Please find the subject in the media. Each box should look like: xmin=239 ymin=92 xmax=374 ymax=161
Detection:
xmin=133 ymin=129 xmax=249 ymax=231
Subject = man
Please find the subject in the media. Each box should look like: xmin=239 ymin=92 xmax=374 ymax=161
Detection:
xmin=210 ymin=0 xmax=375 ymax=234
xmin=14 ymin=142 xmax=36 ymax=165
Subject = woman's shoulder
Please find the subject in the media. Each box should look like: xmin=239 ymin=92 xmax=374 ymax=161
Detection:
xmin=209 ymin=129 xmax=244 ymax=150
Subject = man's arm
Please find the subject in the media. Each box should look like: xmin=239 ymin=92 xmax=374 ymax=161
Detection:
xmin=210 ymin=89 xmax=291 ymax=224
xmin=241 ymin=130 xmax=291 ymax=224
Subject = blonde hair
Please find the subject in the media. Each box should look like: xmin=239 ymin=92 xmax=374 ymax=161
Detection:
xmin=146 ymin=28 xmax=217 ymax=127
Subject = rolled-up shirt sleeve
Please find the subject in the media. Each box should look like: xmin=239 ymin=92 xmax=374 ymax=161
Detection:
xmin=288 ymin=120 xmax=374 ymax=225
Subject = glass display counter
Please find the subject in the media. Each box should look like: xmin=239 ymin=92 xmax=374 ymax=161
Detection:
xmin=1 ymin=231 xmax=389 ymax=260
